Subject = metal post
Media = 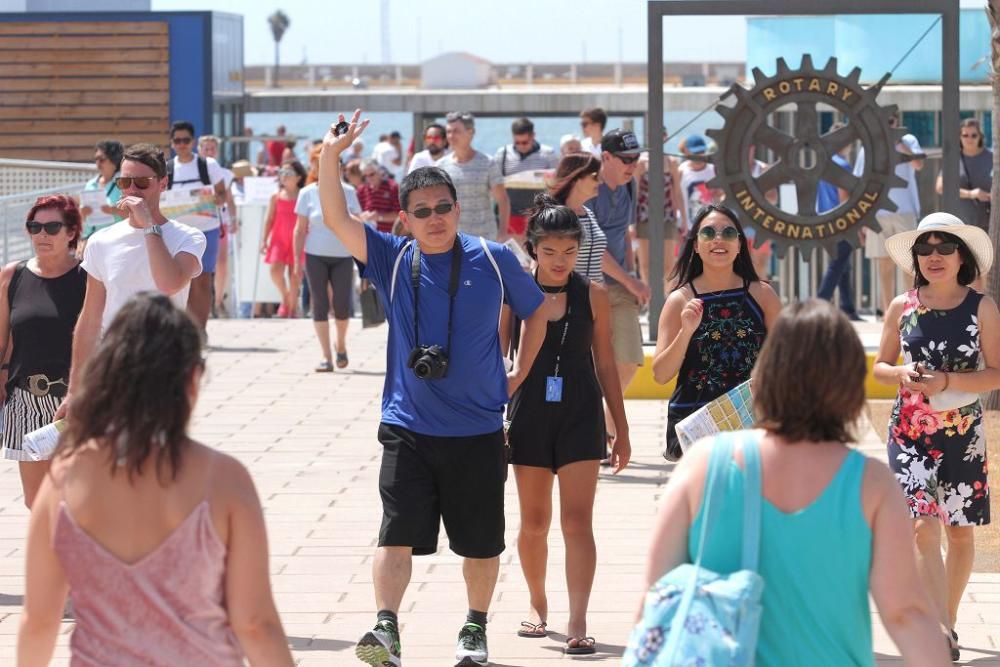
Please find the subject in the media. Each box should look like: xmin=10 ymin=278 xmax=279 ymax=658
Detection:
xmin=940 ymin=2 xmax=961 ymax=214
xmin=411 ymin=113 xmax=426 ymax=157
xmin=647 ymin=3 xmax=666 ymax=340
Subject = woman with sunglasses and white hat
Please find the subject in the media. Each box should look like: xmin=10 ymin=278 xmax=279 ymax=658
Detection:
xmin=873 ymin=211 xmax=1000 ymax=661
xmin=651 ymin=204 xmax=781 ymax=460
xmin=0 ymin=195 xmax=86 ymax=508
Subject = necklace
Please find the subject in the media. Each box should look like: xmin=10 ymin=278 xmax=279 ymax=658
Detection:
xmin=537 ymin=279 xmax=569 ymax=300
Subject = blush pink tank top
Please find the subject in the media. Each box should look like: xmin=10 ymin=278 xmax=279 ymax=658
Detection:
xmin=53 ymin=499 xmax=244 ymax=666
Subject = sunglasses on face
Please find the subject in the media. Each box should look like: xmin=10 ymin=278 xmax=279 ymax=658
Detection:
xmin=278 ymin=169 xmax=296 ymax=177
xmin=116 ymin=176 xmax=156 ymax=190
xmin=172 ymin=136 xmax=193 ymax=145
xmin=615 ymin=154 xmax=639 ymax=165
xmin=697 ymin=225 xmax=740 ymax=241
xmin=409 ymin=202 xmax=454 ymax=219
xmin=26 ymin=220 xmax=65 ymax=235
xmin=914 ymin=242 xmax=959 ymax=257
xmin=961 ymin=133 xmax=980 ymax=139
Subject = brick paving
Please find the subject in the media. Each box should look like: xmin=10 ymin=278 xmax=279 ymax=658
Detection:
xmin=0 ymin=317 xmax=996 ymax=665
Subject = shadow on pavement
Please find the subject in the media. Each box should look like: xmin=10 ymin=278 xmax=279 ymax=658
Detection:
xmin=286 ymin=636 xmax=354 ymax=651
xmin=0 ymin=593 xmax=23 ymax=606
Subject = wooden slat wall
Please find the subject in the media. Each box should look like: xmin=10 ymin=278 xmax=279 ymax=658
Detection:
xmin=0 ymin=21 xmax=170 ymax=163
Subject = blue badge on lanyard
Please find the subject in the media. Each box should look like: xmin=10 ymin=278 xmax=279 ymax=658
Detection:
xmin=545 ymin=376 xmax=563 ymax=402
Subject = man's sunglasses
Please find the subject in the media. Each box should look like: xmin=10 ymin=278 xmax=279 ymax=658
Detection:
xmin=26 ymin=221 xmax=65 ymax=235
xmin=116 ymin=176 xmax=156 ymax=190
xmin=961 ymin=133 xmax=980 ymax=139
xmin=914 ymin=242 xmax=959 ymax=257
xmin=409 ymin=202 xmax=454 ymax=219
xmin=615 ymin=154 xmax=640 ymax=165
xmin=697 ymin=225 xmax=740 ymax=241
xmin=172 ymin=136 xmax=193 ymax=145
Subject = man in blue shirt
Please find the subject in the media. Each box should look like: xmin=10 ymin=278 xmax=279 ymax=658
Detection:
xmin=816 ymin=122 xmax=862 ymax=321
xmin=319 ymin=110 xmax=546 ymax=667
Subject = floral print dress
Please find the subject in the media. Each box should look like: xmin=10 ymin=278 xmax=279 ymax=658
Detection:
xmin=887 ymin=288 xmax=990 ymax=526
xmin=665 ymin=281 xmax=766 ymax=459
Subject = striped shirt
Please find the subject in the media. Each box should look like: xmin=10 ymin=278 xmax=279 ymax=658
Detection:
xmin=575 ymin=206 xmax=606 ymax=284
xmin=357 ymin=180 xmax=400 ymax=233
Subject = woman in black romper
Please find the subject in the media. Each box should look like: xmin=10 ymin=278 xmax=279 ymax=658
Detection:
xmin=651 ymin=204 xmax=781 ymax=460
xmin=505 ymin=195 xmax=630 ymax=655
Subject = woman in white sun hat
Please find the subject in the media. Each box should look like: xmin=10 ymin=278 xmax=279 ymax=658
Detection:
xmin=873 ymin=211 xmax=1000 ymax=661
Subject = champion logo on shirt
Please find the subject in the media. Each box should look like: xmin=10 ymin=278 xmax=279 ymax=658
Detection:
xmin=464 ymin=280 xmax=473 ymax=287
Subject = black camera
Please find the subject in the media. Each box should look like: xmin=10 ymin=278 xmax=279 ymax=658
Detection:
xmin=408 ymin=345 xmax=449 ymax=380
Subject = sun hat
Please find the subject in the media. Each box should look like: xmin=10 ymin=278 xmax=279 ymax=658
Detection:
xmin=884 ymin=212 xmax=993 ymax=277
xmin=230 ymin=160 xmax=253 ymax=178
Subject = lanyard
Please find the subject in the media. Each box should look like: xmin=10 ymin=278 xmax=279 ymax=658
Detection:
xmin=552 ymin=305 xmax=571 ymax=378
xmin=411 ymin=240 xmax=463 ymax=353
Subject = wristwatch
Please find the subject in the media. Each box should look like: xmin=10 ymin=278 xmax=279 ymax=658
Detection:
xmin=144 ymin=224 xmax=163 ymax=237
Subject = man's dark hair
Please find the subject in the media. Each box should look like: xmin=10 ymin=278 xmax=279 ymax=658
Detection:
xmin=123 ymin=143 xmax=167 ymax=178
xmin=169 ymin=120 xmax=196 ymax=138
xmin=390 ymin=131 xmax=402 ymax=139
xmin=911 ymin=231 xmax=980 ymax=287
xmin=399 ymin=167 xmax=457 ymax=211
xmin=96 ymin=139 xmax=125 ymax=171
xmin=56 ymin=292 xmax=204 ymax=482
xmin=511 ymin=117 xmax=534 ymax=135
xmin=580 ymin=107 xmax=608 ymax=130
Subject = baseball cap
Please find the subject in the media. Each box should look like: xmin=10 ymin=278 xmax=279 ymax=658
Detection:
xmin=685 ymin=134 xmax=708 ymax=155
xmin=600 ymin=128 xmax=644 ymax=156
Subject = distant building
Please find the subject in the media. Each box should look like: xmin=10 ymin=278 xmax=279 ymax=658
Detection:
xmin=421 ymin=52 xmax=494 ymax=89
xmin=0 ymin=0 xmax=148 ymax=9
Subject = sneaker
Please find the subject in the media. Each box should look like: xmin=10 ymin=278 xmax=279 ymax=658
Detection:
xmin=355 ymin=619 xmax=401 ymax=667
xmin=455 ymin=622 xmax=488 ymax=666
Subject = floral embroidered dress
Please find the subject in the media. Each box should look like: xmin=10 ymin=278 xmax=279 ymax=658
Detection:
xmin=665 ymin=281 xmax=766 ymax=458
xmin=887 ymin=288 xmax=990 ymax=526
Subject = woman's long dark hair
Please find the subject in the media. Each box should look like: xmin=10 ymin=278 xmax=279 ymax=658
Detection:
xmin=524 ymin=193 xmax=582 ymax=259
xmin=56 ymin=293 xmax=204 ymax=481
xmin=668 ymin=204 xmax=759 ymax=289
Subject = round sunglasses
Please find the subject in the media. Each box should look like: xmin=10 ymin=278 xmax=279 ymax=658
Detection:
xmin=913 ymin=242 xmax=959 ymax=257
xmin=26 ymin=220 xmax=65 ymax=235
xmin=697 ymin=225 xmax=740 ymax=241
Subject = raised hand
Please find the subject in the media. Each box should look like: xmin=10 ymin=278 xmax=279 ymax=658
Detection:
xmin=116 ymin=196 xmax=154 ymax=229
xmin=680 ymin=298 xmax=704 ymax=334
xmin=321 ymin=109 xmax=370 ymax=157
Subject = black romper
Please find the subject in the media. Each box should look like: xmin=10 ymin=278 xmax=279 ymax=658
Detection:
xmin=508 ymin=272 xmax=606 ymax=471
xmin=665 ymin=280 xmax=766 ymax=460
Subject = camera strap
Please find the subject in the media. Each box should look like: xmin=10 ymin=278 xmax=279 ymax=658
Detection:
xmin=411 ymin=239 xmax=463 ymax=354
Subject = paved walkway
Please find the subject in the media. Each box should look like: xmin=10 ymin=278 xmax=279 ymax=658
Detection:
xmin=0 ymin=318 xmax=996 ymax=665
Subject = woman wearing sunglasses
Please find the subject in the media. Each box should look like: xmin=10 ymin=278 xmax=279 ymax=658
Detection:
xmin=78 ymin=140 xmax=124 ymax=257
xmin=873 ymin=212 xmax=999 ymax=661
xmin=651 ymin=204 xmax=781 ymax=460
xmin=0 ymin=195 xmax=86 ymax=508
xmin=261 ymin=160 xmax=307 ymax=317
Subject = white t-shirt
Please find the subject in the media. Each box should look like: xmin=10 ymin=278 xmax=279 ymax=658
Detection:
xmin=853 ymin=134 xmax=922 ymax=216
xmin=679 ymin=161 xmax=718 ymax=223
xmin=168 ymin=155 xmax=227 ymax=231
xmin=294 ymin=183 xmax=361 ymax=257
xmin=373 ymin=141 xmax=402 ymax=178
xmin=408 ymin=149 xmax=450 ymax=174
xmin=81 ymin=219 xmax=206 ymax=332
xmin=580 ymin=137 xmax=603 ymax=158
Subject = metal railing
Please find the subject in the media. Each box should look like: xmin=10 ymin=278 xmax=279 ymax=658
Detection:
xmin=774 ymin=246 xmax=886 ymax=314
xmin=0 ymin=182 xmax=88 ymax=264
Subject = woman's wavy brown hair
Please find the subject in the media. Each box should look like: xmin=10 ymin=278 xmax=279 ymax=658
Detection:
xmin=548 ymin=152 xmax=601 ymax=204
xmin=56 ymin=293 xmax=204 ymax=481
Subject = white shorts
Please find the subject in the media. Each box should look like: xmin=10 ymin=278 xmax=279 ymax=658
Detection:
xmin=866 ymin=212 xmax=917 ymax=259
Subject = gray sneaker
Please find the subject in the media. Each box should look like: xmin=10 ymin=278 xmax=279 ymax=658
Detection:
xmin=454 ymin=622 xmax=488 ymax=666
xmin=356 ymin=619 xmax=402 ymax=666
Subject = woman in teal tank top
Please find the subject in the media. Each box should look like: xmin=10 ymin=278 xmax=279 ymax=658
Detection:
xmin=641 ymin=300 xmax=950 ymax=665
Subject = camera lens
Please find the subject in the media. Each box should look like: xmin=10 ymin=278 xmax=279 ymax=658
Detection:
xmin=413 ymin=360 xmax=430 ymax=379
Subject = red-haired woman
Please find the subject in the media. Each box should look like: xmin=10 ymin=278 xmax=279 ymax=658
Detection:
xmin=0 ymin=195 xmax=86 ymax=508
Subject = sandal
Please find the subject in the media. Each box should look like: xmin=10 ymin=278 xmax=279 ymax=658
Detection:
xmin=516 ymin=621 xmax=547 ymax=638
xmin=315 ymin=360 xmax=334 ymax=373
xmin=565 ymin=636 xmax=596 ymax=655
xmin=336 ymin=351 xmax=349 ymax=369
xmin=946 ymin=630 xmax=959 ymax=662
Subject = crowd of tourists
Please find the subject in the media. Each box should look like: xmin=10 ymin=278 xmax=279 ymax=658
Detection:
xmin=0 ymin=104 xmax=994 ymax=667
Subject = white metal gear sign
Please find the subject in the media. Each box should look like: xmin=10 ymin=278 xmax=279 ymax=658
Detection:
xmin=706 ymin=55 xmax=909 ymax=256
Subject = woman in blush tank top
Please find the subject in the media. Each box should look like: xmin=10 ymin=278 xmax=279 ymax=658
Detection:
xmin=17 ymin=294 xmax=293 ymax=667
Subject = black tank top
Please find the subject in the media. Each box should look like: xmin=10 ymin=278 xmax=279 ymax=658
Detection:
xmin=509 ymin=272 xmax=602 ymax=411
xmin=7 ymin=261 xmax=87 ymax=388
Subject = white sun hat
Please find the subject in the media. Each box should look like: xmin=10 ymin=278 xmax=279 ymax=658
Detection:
xmin=884 ymin=212 xmax=993 ymax=277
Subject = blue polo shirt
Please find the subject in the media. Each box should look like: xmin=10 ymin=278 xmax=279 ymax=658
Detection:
xmin=359 ymin=225 xmax=544 ymax=436
xmin=588 ymin=181 xmax=635 ymax=286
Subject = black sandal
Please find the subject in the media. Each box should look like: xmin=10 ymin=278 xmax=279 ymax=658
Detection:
xmin=565 ymin=636 xmax=596 ymax=655
xmin=516 ymin=621 xmax=547 ymax=638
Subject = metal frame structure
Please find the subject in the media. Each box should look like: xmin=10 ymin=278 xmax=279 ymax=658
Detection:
xmin=646 ymin=0 xmax=961 ymax=336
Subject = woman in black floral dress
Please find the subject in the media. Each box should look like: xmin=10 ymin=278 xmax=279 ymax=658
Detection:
xmin=874 ymin=212 xmax=1000 ymax=661
xmin=651 ymin=204 xmax=781 ymax=460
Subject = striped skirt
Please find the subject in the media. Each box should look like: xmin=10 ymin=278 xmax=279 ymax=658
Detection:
xmin=2 ymin=387 xmax=61 ymax=461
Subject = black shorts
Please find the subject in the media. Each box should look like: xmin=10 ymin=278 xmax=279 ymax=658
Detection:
xmin=377 ymin=423 xmax=507 ymax=558
xmin=508 ymin=403 xmax=606 ymax=472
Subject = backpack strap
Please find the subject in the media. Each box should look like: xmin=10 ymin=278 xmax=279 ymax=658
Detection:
xmin=740 ymin=431 xmax=763 ymax=573
xmin=166 ymin=157 xmax=174 ymax=189
xmin=197 ymin=155 xmax=211 ymax=185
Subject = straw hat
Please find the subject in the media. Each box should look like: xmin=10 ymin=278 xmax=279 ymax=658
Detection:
xmin=231 ymin=160 xmax=253 ymax=178
xmin=884 ymin=212 xmax=993 ymax=277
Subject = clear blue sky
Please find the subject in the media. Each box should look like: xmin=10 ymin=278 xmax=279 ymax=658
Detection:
xmin=150 ymin=0 xmax=985 ymax=67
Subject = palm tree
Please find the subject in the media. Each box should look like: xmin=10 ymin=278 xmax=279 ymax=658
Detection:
xmin=268 ymin=10 xmax=290 ymax=88
xmin=986 ymin=1 xmax=1000 ymax=408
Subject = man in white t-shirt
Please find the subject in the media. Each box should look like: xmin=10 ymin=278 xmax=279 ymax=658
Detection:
xmin=853 ymin=111 xmax=924 ymax=314
xmin=372 ymin=131 xmax=403 ymax=179
xmin=579 ymin=107 xmax=607 ymax=157
xmin=58 ymin=143 xmax=206 ymax=419
xmin=166 ymin=121 xmax=228 ymax=331
xmin=407 ymin=123 xmax=449 ymax=174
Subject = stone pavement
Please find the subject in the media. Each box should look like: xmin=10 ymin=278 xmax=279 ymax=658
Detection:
xmin=0 ymin=317 xmax=996 ymax=666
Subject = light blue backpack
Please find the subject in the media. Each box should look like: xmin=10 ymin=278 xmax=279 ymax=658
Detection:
xmin=623 ymin=432 xmax=764 ymax=667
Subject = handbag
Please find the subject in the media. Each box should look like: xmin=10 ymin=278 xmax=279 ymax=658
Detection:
xmin=360 ymin=281 xmax=386 ymax=328
xmin=624 ymin=432 xmax=764 ymax=667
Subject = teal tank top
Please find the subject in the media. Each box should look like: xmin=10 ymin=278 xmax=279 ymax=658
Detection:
xmin=689 ymin=444 xmax=874 ymax=667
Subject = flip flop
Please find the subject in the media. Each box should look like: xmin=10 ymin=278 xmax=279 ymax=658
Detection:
xmin=516 ymin=621 xmax=548 ymax=638
xmin=565 ymin=636 xmax=596 ymax=655
xmin=336 ymin=351 xmax=349 ymax=369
